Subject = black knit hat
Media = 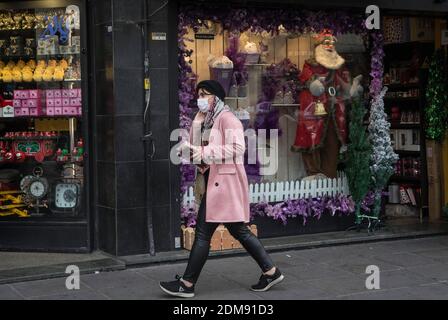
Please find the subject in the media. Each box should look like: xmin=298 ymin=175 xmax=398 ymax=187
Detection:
xmin=196 ymin=80 xmax=226 ymax=101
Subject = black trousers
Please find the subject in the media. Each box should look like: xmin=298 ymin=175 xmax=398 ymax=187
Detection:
xmin=182 ymin=170 xmax=275 ymax=284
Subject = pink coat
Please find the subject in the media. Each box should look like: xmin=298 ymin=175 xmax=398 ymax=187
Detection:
xmin=190 ymin=110 xmax=250 ymax=223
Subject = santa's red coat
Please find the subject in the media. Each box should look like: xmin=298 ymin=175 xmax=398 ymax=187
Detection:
xmin=292 ymin=60 xmax=350 ymax=152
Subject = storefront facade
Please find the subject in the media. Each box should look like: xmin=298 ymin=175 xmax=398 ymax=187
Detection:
xmin=0 ymin=0 xmax=447 ymax=256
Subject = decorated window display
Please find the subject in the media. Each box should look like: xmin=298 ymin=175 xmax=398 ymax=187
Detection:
xmin=0 ymin=4 xmax=85 ymax=219
xmin=177 ymin=7 xmax=435 ymax=241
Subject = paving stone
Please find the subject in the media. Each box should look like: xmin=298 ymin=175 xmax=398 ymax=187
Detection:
xmin=99 ymin=279 xmax=165 ymax=300
xmin=324 ymin=258 xmax=403 ymax=276
xmin=80 ymin=269 xmax=148 ymax=290
xmin=134 ymin=262 xmax=189 ymax=282
xmin=305 ymin=275 xmax=369 ymax=296
xmin=378 ymin=270 xmax=434 ymax=290
xmin=0 ymin=285 xmax=24 ymax=300
xmin=410 ymin=283 xmax=448 ymax=299
xmin=281 ymin=262 xmax=354 ymax=281
xmin=335 ymin=287 xmax=417 ymax=300
xmin=30 ymin=289 xmax=108 ymax=300
xmin=406 ymin=264 xmax=448 ymax=282
xmin=413 ymin=249 xmax=448 ymax=263
xmin=251 ymin=278 xmax=331 ymax=300
xmin=373 ymin=252 xmax=439 ymax=267
xmin=11 ymin=277 xmax=73 ymax=298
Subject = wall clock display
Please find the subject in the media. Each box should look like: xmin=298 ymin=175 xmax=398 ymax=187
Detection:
xmin=54 ymin=182 xmax=80 ymax=209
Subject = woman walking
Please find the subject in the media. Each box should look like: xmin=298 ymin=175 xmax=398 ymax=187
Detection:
xmin=159 ymin=80 xmax=284 ymax=298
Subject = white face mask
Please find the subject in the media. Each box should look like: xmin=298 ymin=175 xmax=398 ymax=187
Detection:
xmin=197 ymin=98 xmax=210 ymax=113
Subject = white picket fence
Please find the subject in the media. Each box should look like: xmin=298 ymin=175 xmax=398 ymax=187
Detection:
xmin=182 ymin=172 xmax=350 ymax=206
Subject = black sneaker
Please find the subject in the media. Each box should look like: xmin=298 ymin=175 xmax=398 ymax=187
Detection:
xmin=159 ymin=275 xmax=195 ymax=298
xmin=251 ymin=268 xmax=284 ymax=292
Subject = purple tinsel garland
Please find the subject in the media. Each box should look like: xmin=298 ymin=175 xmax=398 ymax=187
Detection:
xmin=181 ymin=191 xmax=387 ymax=228
xmin=182 ymin=194 xmax=356 ymax=228
xmin=178 ymin=5 xmax=385 ymax=226
xmin=369 ymin=31 xmax=385 ymax=98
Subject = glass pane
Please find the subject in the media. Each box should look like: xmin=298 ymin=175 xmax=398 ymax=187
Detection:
xmin=0 ymin=5 xmax=85 ymax=219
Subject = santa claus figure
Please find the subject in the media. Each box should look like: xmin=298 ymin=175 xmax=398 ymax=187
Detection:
xmin=291 ymin=29 xmax=363 ymax=179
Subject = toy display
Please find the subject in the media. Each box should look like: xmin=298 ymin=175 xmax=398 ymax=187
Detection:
xmin=0 ymin=6 xmax=85 ymax=221
xmin=0 ymin=58 xmax=78 ymax=83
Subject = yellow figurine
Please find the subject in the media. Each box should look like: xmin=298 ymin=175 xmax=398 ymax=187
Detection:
xmin=12 ymin=69 xmax=22 ymax=82
xmin=27 ymin=59 xmax=36 ymax=70
xmin=48 ymin=59 xmax=57 ymax=67
xmin=2 ymin=69 xmax=12 ymax=82
xmin=33 ymin=69 xmax=43 ymax=82
xmin=59 ymin=59 xmax=68 ymax=70
xmin=42 ymin=68 xmax=54 ymax=82
xmin=5 ymin=60 xmax=15 ymax=70
xmin=53 ymin=66 xmax=65 ymax=81
xmin=16 ymin=59 xmax=26 ymax=69
xmin=22 ymin=69 xmax=33 ymax=82
xmin=37 ymin=59 xmax=46 ymax=68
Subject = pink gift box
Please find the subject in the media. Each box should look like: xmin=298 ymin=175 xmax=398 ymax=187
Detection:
xmin=62 ymin=98 xmax=70 ymax=107
xmin=77 ymin=89 xmax=82 ymax=98
xmin=21 ymin=100 xmax=28 ymax=108
xmin=54 ymin=98 xmax=62 ymax=107
xmin=78 ymin=107 xmax=82 ymax=115
xmin=14 ymin=108 xmax=22 ymax=116
xmin=13 ymin=90 xmax=22 ymax=100
xmin=29 ymin=90 xmax=41 ymax=99
xmin=27 ymin=99 xmax=41 ymax=108
xmin=29 ymin=108 xmax=39 ymax=116
xmin=46 ymin=107 xmax=54 ymax=116
xmin=21 ymin=108 xmax=29 ymax=116
xmin=63 ymin=107 xmax=78 ymax=115
xmin=46 ymin=99 xmax=55 ymax=107
xmin=14 ymin=90 xmax=29 ymax=100
xmin=54 ymin=107 xmax=62 ymax=115
xmin=62 ymin=89 xmax=70 ymax=98
xmin=46 ymin=90 xmax=54 ymax=99
xmin=53 ymin=89 xmax=62 ymax=98
xmin=13 ymin=100 xmax=22 ymax=108
xmin=69 ymin=89 xmax=78 ymax=98
xmin=70 ymin=98 xmax=82 ymax=107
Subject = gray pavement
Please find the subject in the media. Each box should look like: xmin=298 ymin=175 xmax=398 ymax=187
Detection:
xmin=1 ymin=236 xmax=448 ymax=300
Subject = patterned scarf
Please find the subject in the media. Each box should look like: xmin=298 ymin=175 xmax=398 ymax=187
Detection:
xmin=193 ymin=96 xmax=230 ymax=210
xmin=203 ymin=96 xmax=229 ymax=132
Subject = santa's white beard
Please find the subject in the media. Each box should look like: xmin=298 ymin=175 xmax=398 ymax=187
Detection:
xmin=315 ymin=45 xmax=345 ymax=70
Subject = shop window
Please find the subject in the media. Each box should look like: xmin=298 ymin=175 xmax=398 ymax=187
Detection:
xmin=185 ymin=23 xmax=368 ymax=184
xmin=0 ymin=5 xmax=85 ymax=219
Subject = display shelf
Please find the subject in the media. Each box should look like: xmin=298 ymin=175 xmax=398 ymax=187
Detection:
xmin=0 ymin=79 xmax=81 ymax=84
xmin=390 ymin=175 xmax=421 ymax=184
xmin=390 ymin=123 xmax=420 ymax=129
xmin=271 ymin=103 xmax=300 ymax=107
xmin=394 ymin=150 xmax=421 ymax=156
xmin=0 ymin=135 xmax=59 ymax=141
xmin=36 ymin=53 xmax=80 ymax=58
xmin=245 ymin=63 xmax=270 ymax=67
xmin=384 ymin=96 xmax=420 ymax=102
xmin=384 ymin=82 xmax=420 ymax=90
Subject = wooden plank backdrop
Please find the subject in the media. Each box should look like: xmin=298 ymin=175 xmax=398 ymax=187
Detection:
xmin=185 ymin=27 xmax=314 ymax=182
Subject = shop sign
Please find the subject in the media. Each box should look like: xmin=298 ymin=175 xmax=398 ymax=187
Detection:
xmin=152 ymin=32 xmax=166 ymax=40
xmin=1 ymin=106 xmax=14 ymax=117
